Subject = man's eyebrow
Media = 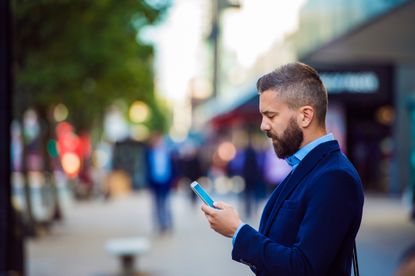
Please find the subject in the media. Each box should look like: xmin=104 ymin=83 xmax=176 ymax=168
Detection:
xmin=261 ymin=110 xmax=277 ymax=116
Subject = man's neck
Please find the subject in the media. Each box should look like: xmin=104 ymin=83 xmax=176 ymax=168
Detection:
xmin=300 ymin=128 xmax=327 ymax=149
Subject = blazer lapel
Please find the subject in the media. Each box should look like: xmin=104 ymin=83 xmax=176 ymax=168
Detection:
xmin=259 ymin=171 xmax=293 ymax=233
xmin=262 ymin=141 xmax=340 ymax=236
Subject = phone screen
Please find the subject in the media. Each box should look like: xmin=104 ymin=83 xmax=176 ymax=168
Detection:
xmin=190 ymin=181 xmax=215 ymax=208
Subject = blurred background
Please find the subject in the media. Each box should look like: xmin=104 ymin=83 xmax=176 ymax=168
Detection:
xmin=1 ymin=0 xmax=415 ymax=275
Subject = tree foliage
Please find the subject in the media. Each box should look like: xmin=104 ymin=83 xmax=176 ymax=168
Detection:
xmin=12 ymin=0 xmax=170 ymax=132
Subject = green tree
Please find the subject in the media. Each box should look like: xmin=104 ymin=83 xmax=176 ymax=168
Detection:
xmin=13 ymin=0 xmax=169 ymax=131
xmin=12 ymin=0 xmax=170 ymax=234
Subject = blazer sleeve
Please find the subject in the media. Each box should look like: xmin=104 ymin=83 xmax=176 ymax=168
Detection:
xmin=232 ymin=169 xmax=363 ymax=275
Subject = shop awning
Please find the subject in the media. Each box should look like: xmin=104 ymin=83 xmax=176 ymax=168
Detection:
xmin=194 ymin=85 xmax=260 ymax=129
xmin=302 ymin=1 xmax=415 ymax=64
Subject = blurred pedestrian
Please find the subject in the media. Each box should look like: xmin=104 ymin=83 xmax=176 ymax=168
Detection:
xmin=145 ymin=133 xmax=174 ymax=234
xmin=240 ymin=134 xmax=262 ymax=219
xmin=201 ymin=62 xmax=364 ymax=275
xmin=179 ymin=142 xmax=203 ymax=206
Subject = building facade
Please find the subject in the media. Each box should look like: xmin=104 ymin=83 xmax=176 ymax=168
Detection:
xmin=295 ymin=0 xmax=414 ymax=195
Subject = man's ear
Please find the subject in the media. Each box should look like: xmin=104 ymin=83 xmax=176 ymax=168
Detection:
xmin=298 ymin=106 xmax=314 ymax=128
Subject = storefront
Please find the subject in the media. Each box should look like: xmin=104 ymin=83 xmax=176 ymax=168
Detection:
xmin=314 ymin=64 xmax=394 ymax=191
xmin=301 ymin=0 xmax=415 ymax=194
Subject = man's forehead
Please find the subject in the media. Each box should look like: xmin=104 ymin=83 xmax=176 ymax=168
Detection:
xmin=259 ymin=90 xmax=286 ymax=110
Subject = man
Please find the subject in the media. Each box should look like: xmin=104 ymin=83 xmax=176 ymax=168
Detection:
xmin=201 ymin=62 xmax=364 ymax=275
xmin=145 ymin=133 xmax=175 ymax=234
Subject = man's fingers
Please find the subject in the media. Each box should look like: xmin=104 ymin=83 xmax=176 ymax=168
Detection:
xmin=213 ymin=201 xmax=226 ymax=209
xmin=201 ymin=204 xmax=216 ymax=215
xmin=204 ymin=213 xmax=216 ymax=226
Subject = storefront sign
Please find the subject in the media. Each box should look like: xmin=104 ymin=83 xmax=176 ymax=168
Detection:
xmin=320 ymin=71 xmax=379 ymax=94
xmin=314 ymin=64 xmax=393 ymax=104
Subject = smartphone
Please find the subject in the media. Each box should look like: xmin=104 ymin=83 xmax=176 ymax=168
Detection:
xmin=190 ymin=181 xmax=216 ymax=208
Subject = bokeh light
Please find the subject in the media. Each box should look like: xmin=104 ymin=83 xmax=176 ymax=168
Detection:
xmin=129 ymin=101 xmax=150 ymax=123
xmin=230 ymin=175 xmax=245 ymax=193
xmin=55 ymin=121 xmax=74 ymax=138
xmin=214 ymin=176 xmax=233 ymax=195
xmin=53 ymin=103 xmax=69 ymax=122
xmin=130 ymin=124 xmax=150 ymax=142
xmin=376 ymin=105 xmax=394 ymax=126
xmin=217 ymin=141 xmax=236 ymax=162
xmin=61 ymin=152 xmax=81 ymax=178
xmin=47 ymin=139 xmax=59 ymax=158
xmin=104 ymin=105 xmax=129 ymax=142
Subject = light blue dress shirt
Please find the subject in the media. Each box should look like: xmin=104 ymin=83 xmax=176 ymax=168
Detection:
xmin=231 ymin=133 xmax=334 ymax=246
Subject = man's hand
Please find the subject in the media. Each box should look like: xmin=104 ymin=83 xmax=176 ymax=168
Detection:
xmin=201 ymin=201 xmax=242 ymax=238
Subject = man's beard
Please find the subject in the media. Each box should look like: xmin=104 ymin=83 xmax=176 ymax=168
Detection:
xmin=268 ymin=117 xmax=304 ymax=159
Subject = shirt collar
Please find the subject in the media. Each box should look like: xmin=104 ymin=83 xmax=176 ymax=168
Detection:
xmin=285 ymin=133 xmax=334 ymax=169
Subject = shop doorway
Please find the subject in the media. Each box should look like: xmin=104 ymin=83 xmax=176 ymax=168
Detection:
xmin=346 ymin=104 xmax=394 ymax=192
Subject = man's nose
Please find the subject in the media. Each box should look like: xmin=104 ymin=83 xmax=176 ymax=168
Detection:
xmin=260 ymin=118 xmax=270 ymax=132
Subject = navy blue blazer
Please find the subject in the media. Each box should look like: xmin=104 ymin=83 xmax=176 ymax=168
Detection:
xmin=232 ymin=140 xmax=364 ymax=276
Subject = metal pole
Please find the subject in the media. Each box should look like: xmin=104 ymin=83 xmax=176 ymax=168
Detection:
xmin=0 ymin=0 xmax=25 ymax=274
xmin=210 ymin=0 xmax=241 ymax=99
xmin=211 ymin=0 xmax=220 ymax=99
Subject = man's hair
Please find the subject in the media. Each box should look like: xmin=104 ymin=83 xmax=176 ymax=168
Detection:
xmin=256 ymin=62 xmax=328 ymax=127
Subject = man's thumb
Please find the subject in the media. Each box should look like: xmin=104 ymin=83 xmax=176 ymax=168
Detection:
xmin=213 ymin=201 xmax=225 ymax=209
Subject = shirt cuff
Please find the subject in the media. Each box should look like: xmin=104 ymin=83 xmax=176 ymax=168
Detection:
xmin=232 ymin=223 xmax=246 ymax=246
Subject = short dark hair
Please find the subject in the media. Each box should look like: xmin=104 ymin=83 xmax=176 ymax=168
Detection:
xmin=256 ymin=62 xmax=328 ymax=127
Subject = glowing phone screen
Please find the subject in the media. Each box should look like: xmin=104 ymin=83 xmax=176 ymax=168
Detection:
xmin=190 ymin=181 xmax=215 ymax=208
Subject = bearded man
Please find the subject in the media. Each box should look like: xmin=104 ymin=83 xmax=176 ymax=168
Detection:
xmin=201 ymin=62 xmax=364 ymax=276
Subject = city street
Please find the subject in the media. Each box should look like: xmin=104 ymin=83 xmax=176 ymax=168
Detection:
xmin=27 ymin=190 xmax=415 ymax=276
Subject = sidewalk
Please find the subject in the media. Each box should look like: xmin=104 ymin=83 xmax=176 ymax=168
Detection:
xmin=27 ymin=191 xmax=415 ymax=276
xmin=357 ymin=195 xmax=415 ymax=276
xmin=27 ymin=190 xmax=251 ymax=276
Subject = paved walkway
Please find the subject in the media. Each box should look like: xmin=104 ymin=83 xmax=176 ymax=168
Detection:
xmin=27 ymin=190 xmax=415 ymax=276
xmin=357 ymin=195 xmax=415 ymax=276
